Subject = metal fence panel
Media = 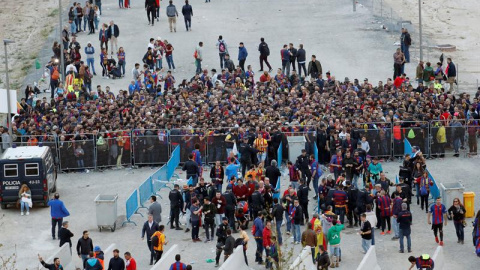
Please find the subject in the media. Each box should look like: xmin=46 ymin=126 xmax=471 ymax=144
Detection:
xmin=96 ymin=131 xmax=132 ymax=168
xmin=392 ymin=121 xmax=429 ymax=157
xmin=132 ymin=129 xmax=169 ymax=165
xmin=169 ymin=128 xmax=207 ymax=163
xmin=430 ymin=120 xmax=467 ymax=157
xmin=354 ymin=123 xmax=393 ymax=158
xmin=58 ymin=135 xmax=95 ymax=171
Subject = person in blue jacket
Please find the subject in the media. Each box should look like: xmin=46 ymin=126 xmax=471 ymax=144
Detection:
xmin=47 ymin=193 xmax=70 ymax=240
xmin=238 ymin=42 xmax=248 ymax=71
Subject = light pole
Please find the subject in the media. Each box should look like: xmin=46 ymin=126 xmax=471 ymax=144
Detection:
xmin=418 ymin=0 xmax=423 ymax=61
xmin=59 ymin=0 xmax=65 ymax=81
xmin=3 ymin=39 xmax=15 ymax=147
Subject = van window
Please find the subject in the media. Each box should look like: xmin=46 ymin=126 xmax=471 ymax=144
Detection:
xmin=25 ymin=163 xmax=39 ymax=176
xmin=4 ymin=164 xmax=18 ymax=177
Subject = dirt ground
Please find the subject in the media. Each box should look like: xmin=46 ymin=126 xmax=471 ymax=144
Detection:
xmin=381 ymin=0 xmax=480 ymax=89
xmin=0 ymin=0 xmax=70 ymax=91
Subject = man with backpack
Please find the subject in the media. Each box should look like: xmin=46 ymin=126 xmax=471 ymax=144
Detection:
xmin=258 ymin=37 xmax=272 ymax=72
xmin=194 ymin=42 xmax=203 ymax=74
xmin=216 ymin=36 xmax=228 ymax=69
xmin=152 ymin=225 xmax=168 ymax=263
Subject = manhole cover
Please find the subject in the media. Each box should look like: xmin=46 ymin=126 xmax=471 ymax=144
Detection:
xmin=435 ymin=44 xmax=456 ymax=52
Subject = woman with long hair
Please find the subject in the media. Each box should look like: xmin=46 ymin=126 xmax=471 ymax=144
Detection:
xmin=18 ymin=184 xmax=32 ymax=216
xmin=448 ymin=197 xmax=466 ymax=244
xmin=415 ymin=171 xmax=432 ymax=212
xmin=412 ymin=162 xmax=424 ymax=205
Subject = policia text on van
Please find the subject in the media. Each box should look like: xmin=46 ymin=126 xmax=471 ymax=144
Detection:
xmin=0 ymin=146 xmax=57 ymax=209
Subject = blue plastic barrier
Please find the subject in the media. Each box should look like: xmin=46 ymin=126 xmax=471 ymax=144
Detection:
xmin=277 ymin=142 xmax=282 ymax=167
xmin=139 ymin=177 xmax=154 ymax=208
xmin=314 ymin=141 xmax=318 ymax=163
xmin=167 ymin=146 xmax=180 ymax=180
xmin=404 ymin=139 xmax=413 ymax=156
xmin=272 ymin=176 xmax=281 ymax=200
xmin=152 ymin=165 xmax=172 ymax=199
xmin=123 ymin=189 xmax=142 ymax=226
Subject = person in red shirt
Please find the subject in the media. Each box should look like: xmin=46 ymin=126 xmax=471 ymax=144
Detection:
xmin=259 ymin=71 xmax=271 ymax=83
xmin=262 ymin=220 xmax=273 ymax=268
xmin=124 ymin=252 xmax=136 ymax=270
xmin=393 ymin=73 xmax=406 ymax=88
xmin=233 ymin=179 xmax=248 ymax=201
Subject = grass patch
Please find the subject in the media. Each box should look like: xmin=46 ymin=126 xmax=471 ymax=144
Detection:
xmin=40 ymin=26 xmax=53 ymax=39
xmin=48 ymin=8 xmax=59 ymax=18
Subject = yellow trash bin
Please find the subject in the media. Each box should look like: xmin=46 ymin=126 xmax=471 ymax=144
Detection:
xmin=464 ymin=192 xmax=475 ymax=218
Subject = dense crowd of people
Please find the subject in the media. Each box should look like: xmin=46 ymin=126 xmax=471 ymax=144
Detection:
xmin=3 ymin=1 xmax=480 ymax=270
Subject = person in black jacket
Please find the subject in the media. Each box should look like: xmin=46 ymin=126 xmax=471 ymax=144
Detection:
xmin=258 ymin=37 xmax=272 ymax=72
xmin=292 ymin=199 xmax=303 ymax=244
xmin=169 ymin=184 xmax=184 ymax=230
xmin=297 ymin=180 xmax=309 ymax=223
xmin=446 ymin=57 xmax=456 ymax=93
xmin=107 ymin=249 xmax=125 ymax=270
xmin=223 ymin=229 xmax=235 ymax=260
xmin=142 ymin=214 xmax=160 ymax=265
xmin=296 ymin=149 xmax=312 ymax=189
xmin=223 ymin=185 xmax=237 ymax=231
xmin=182 ymin=153 xmax=200 ymax=186
xmin=215 ymin=217 xmax=229 ymax=267
xmin=77 ymin=230 xmax=93 ymax=263
xmin=38 ymin=255 xmax=63 ymax=270
xmin=106 ymin=21 xmax=119 ymax=54
xmin=145 ymin=0 xmax=158 ymax=26
xmin=289 ymin=43 xmax=298 ymax=72
xmin=181 ymin=0 xmax=193 ymax=31
xmin=296 ymin=44 xmax=307 ymax=77
xmin=250 ymin=186 xmax=265 ymax=220
xmin=346 ymin=181 xmax=359 ymax=227
xmin=272 ymin=198 xmax=284 ymax=245
xmin=238 ymin=137 xmax=257 ymax=176
xmin=265 ymin=160 xmax=282 ymax=190
xmin=316 ymin=245 xmax=330 ymax=270
xmin=59 ymin=221 xmax=74 ymax=252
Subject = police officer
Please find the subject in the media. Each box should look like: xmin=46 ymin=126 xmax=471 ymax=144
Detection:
xmin=168 ymin=184 xmax=184 ymax=230
xmin=295 ymin=149 xmax=312 ymax=190
xmin=297 ymin=179 xmax=309 ymax=223
xmin=214 ymin=217 xmax=230 ymax=267
xmin=238 ymin=137 xmax=257 ymax=176
xmin=250 ymin=186 xmax=265 ymax=220
xmin=345 ymin=181 xmax=359 ymax=227
xmin=222 ymin=184 xmax=237 ymax=232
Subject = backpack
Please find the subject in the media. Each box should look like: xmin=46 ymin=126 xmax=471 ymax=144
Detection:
xmin=193 ymin=49 xmax=198 ymax=59
xmin=219 ymin=41 xmax=226 ymax=53
xmin=151 ymin=235 xmax=159 ymax=247
xmin=251 ymin=224 xmax=256 ymax=235
xmin=52 ymin=68 xmax=60 ymax=80
xmin=264 ymin=45 xmax=270 ymax=56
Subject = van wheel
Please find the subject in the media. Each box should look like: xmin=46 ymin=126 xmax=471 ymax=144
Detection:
xmin=1 ymin=203 xmax=6 ymax=209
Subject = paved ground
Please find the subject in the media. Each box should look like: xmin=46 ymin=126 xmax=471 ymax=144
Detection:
xmin=1 ymin=156 xmax=479 ymax=269
xmin=2 ymin=0 xmax=479 ymax=269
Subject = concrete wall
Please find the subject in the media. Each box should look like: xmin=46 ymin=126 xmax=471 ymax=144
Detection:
xmin=432 ymin=246 xmax=445 ymax=270
xmin=356 ymin=246 xmax=381 ymax=270
xmin=39 ymin=243 xmax=74 ymax=270
xmin=151 ymin=244 xmax=179 ymax=270
xmin=219 ymin=246 xmax=250 ymax=270
xmin=289 ymin=246 xmax=316 ymax=270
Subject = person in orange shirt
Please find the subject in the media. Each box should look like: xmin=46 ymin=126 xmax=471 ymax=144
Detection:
xmin=259 ymin=71 xmax=271 ymax=83
xmin=152 ymin=225 xmax=168 ymax=263
xmin=27 ymin=135 xmax=39 ymax=146
xmin=124 ymin=252 xmax=136 ymax=270
xmin=254 ymin=133 xmax=268 ymax=163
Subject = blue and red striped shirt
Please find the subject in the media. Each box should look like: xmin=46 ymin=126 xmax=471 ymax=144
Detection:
xmin=430 ymin=203 xmax=446 ymax=224
xmin=377 ymin=195 xmax=392 ymax=217
xmin=333 ymin=190 xmax=348 ymax=207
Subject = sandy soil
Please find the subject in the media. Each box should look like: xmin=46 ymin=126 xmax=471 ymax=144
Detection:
xmin=0 ymin=0 xmax=70 ymax=91
xmin=381 ymin=0 xmax=480 ymax=89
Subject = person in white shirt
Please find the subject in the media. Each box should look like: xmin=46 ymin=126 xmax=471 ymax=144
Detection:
xmin=361 ymin=136 xmax=370 ymax=153
xmin=147 ymin=38 xmax=155 ymax=50
xmin=210 ymin=69 xmax=218 ymax=85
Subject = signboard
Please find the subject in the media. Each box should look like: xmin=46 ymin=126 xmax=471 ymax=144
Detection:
xmin=0 ymin=89 xmax=17 ymax=114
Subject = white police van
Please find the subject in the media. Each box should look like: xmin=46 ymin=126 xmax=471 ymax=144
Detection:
xmin=0 ymin=146 xmax=57 ymax=209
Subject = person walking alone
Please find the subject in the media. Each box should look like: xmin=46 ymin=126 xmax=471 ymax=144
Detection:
xmin=428 ymin=197 xmax=448 ymax=246
xmin=182 ymin=0 xmax=193 ymax=31
xmin=166 ymin=1 xmax=179 ymax=32
xmin=258 ymin=37 xmax=272 ymax=72
xmin=77 ymin=230 xmax=93 ymax=263
xmin=47 ymin=193 xmax=70 ymax=240
xmin=447 ymin=198 xmax=466 ymax=244
xmin=216 ymin=36 xmax=228 ymax=69
xmin=142 ymin=214 xmax=159 ymax=265
xmin=397 ymin=203 xmax=412 ymax=253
